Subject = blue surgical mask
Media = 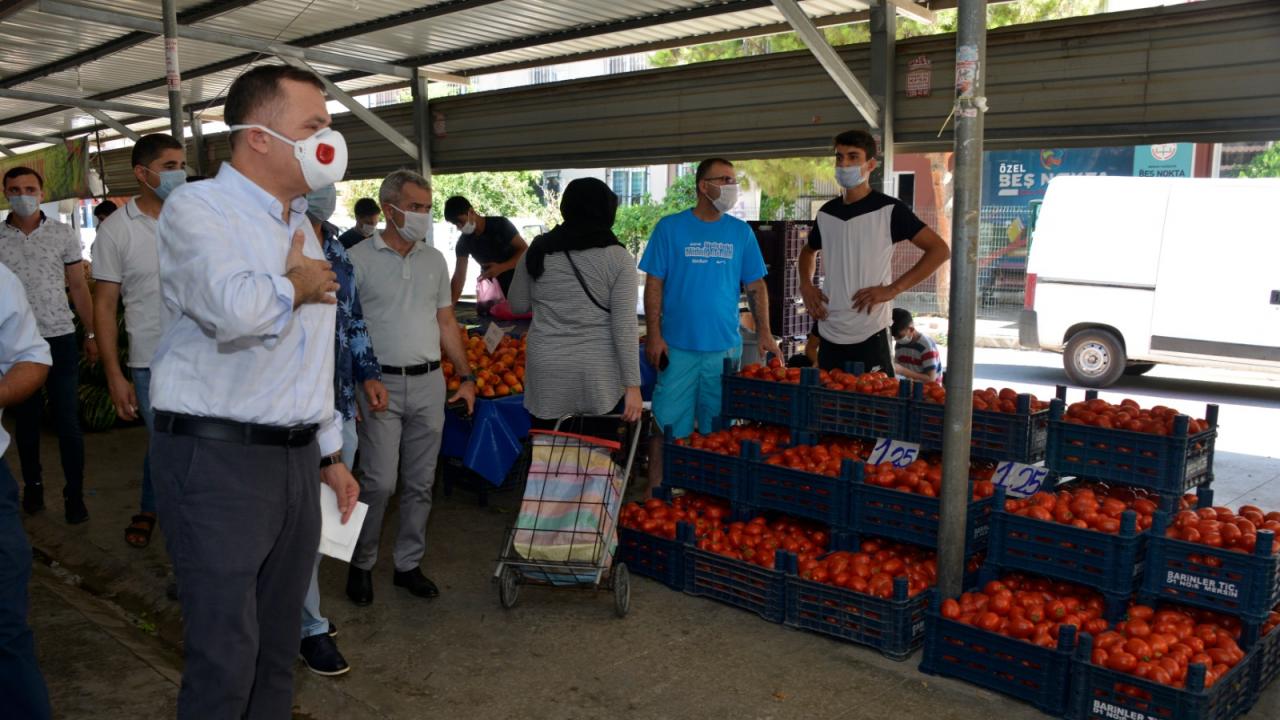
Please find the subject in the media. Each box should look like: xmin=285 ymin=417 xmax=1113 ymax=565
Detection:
xmin=305 ymin=185 xmax=337 ymax=223
xmin=146 ymin=168 xmax=187 ymax=200
xmin=7 ymin=194 xmax=39 ymax=217
xmin=835 ymin=164 xmax=866 ymax=189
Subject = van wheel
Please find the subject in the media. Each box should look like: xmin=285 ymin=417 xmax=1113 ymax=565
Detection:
xmin=1124 ymin=362 xmax=1156 ymax=377
xmin=1064 ymin=329 xmax=1126 ymax=388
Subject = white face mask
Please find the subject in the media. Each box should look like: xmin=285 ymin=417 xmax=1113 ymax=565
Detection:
xmin=358 ymin=223 xmax=377 ymax=237
xmin=389 ymin=204 xmax=431 ymax=244
xmin=836 ymin=164 xmax=867 ymax=189
xmin=460 ymin=220 xmax=476 ymax=235
xmin=711 ymin=183 xmax=739 ymax=213
xmin=229 ymin=124 xmax=348 ymax=191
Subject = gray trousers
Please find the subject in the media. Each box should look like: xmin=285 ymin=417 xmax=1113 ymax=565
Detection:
xmin=152 ymin=430 xmax=320 ymax=720
xmin=353 ymin=369 xmax=445 ymax=572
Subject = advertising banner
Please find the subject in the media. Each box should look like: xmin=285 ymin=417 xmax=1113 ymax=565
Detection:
xmin=0 ymin=139 xmax=92 ymax=209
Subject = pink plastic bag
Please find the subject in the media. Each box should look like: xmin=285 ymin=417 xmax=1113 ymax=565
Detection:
xmin=476 ymin=276 xmax=531 ymax=321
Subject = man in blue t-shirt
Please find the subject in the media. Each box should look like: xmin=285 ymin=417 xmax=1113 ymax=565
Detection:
xmin=640 ymin=158 xmax=781 ymax=488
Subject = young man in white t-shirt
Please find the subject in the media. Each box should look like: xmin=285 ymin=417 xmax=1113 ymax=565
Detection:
xmin=798 ymin=130 xmax=949 ymax=373
xmin=91 ymin=133 xmax=186 ymax=549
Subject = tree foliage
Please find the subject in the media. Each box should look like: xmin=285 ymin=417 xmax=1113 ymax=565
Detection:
xmin=1239 ymin=142 xmax=1280 ymax=178
xmin=338 ymin=171 xmax=545 ymax=223
xmin=612 ymin=172 xmax=697 ymax=254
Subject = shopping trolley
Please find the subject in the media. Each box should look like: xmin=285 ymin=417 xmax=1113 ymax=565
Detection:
xmin=493 ymin=414 xmax=641 ymax=617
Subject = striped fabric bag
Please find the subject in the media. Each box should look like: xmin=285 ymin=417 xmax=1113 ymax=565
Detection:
xmin=512 ymin=431 xmax=623 ymax=584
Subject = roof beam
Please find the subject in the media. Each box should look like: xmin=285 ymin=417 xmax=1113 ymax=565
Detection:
xmin=36 ymin=1 xmax=414 ymax=79
xmin=0 ymin=88 xmax=168 ymax=117
xmin=0 ymin=128 xmax=61 ymax=144
xmin=0 ymin=0 xmax=264 ymax=89
xmin=280 ymin=57 xmax=418 ymax=161
xmin=770 ymin=0 xmax=880 ymax=127
xmin=0 ymin=1 xmax=35 ymax=22
xmin=83 ymin=108 xmax=140 ymax=142
xmin=889 ymin=0 xmax=935 ymax=24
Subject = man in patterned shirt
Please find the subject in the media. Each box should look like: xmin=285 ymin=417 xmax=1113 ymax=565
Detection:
xmin=0 ymin=166 xmax=97 ymax=524
xmin=300 ymin=182 xmax=387 ymax=675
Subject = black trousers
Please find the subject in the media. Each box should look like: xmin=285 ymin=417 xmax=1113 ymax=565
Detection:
xmin=13 ymin=332 xmax=83 ymax=501
xmin=151 ymin=430 xmax=320 ymax=719
xmin=0 ymin=459 xmax=51 ymax=719
xmin=817 ymin=328 xmax=896 ymax=376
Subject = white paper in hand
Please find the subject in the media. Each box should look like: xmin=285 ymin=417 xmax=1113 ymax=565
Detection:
xmin=318 ymin=483 xmax=369 ymax=563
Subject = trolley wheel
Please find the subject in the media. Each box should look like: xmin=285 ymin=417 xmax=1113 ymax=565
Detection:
xmin=611 ymin=563 xmax=631 ymax=618
xmin=498 ymin=566 xmax=521 ymax=609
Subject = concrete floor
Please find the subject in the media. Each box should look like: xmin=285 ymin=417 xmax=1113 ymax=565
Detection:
xmin=11 ymin=352 xmax=1280 ymax=719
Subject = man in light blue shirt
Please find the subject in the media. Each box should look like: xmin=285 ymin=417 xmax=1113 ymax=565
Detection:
xmin=149 ymin=65 xmax=360 ymax=718
xmin=0 ymin=262 xmax=54 ymax=720
xmin=640 ymin=158 xmax=779 ymax=489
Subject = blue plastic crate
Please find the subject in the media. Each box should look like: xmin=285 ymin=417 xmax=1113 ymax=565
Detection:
xmin=1046 ymin=395 xmax=1218 ymax=496
xmin=720 ymin=362 xmax=815 ymax=429
xmin=683 ymin=546 xmax=792 ymax=623
xmin=1256 ymin=625 xmax=1280 ymax=705
xmin=616 ymin=526 xmax=684 ymax=591
xmin=851 ymin=481 xmax=993 ymax=555
xmin=662 ymin=427 xmax=755 ymax=505
xmin=806 ymin=378 xmax=912 ymax=442
xmin=988 ymin=487 xmax=1147 ymax=607
xmin=920 ymin=595 xmax=1079 ymax=715
xmin=909 ymin=389 xmax=1056 ymax=463
xmin=751 ymin=455 xmax=859 ymax=531
xmin=1141 ymin=512 xmax=1280 ymax=624
xmin=1070 ymin=633 xmax=1256 ymax=720
xmin=784 ymin=572 xmax=926 ymax=660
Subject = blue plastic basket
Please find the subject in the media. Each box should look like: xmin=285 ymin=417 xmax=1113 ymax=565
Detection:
xmin=1070 ymin=633 xmax=1256 ymax=720
xmin=988 ymin=487 xmax=1147 ymax=616
xmin=1046 ymin=394 xmax=1218 ymax=496
xmin=784 ymin=572 xmax=926 ymax=660
xmin=1141 ymin=512 xmax=1280 ymax=624
xmin=806 ymin=376 xmax=912 ymax=442
xmin=1256 ymin=625 xmax=1280 ymax=706
xmin=751 ymin=453 xmax=859 ymax=531
xmin=909 ymin=388 xmax=1058 ymax=463
xmin=683 ymin=545 xmax=792 ymax=623
xmin=851 ymin=481 xmax=993 ymax=555
xmin=920 ymin=594 xmax=1079 ymax=715
xmin=661 ymin=426 xmax=755 ymax=505
xmin=720 ymin=362 xmax=815 ymax=429
xmin=616 ymin=526 xmax=684 ymax=591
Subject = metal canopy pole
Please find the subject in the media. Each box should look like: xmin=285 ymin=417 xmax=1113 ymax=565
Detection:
xmin=0 ymin=129 xmax=62 ymax=144
xmin=869 ymin=1 xmax=896 ymax=194
xmin=83 ymin=108 xmax=140 ymax=141
xmin=410 ymin=68 xmax=433 ymax=246
xmin=769 ymin=0 xmax=880 ymax=128
xmin=937 ymin=0 xmax=988 ymax=599
xmin=162 ymin=0 xmax=184 ymax=141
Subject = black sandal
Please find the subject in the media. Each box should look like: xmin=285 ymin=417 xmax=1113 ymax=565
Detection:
xmin=124 ymin=513 xmax=157 ymax=548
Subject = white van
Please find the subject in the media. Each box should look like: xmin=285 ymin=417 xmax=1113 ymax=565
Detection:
xmin=1019 ymin=176 xmax=1280 ymax=387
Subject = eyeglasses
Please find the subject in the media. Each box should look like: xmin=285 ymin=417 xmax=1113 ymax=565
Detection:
xmin=702 ymin=175 xmax=738 ymax=185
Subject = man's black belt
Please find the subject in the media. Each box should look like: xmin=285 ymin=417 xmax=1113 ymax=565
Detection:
xmin=380 ymin=360 xmax=441 ymax=376
xmin=153 ymin=411 xmax=318 ymax=448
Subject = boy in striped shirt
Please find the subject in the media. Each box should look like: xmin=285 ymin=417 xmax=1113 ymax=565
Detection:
xmin=891 ymin=308 xmax=942 ymax=384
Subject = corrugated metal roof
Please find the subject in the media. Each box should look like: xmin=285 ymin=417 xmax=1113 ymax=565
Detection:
xmin=0 ymin=0 xmax=875 ymax=143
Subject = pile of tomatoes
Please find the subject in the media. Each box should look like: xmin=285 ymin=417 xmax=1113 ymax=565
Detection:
xmin=1091 ymin=604 xmax=1246 ymax=689
xmin=862 ymin=459 xmax=996 ymax=501
xmin=444 ymin=332 xmax=525 ymax=399
xmin=941 ymin=575 xmax=1109 ymax=646
xmin=1063 ymin=398 xmax=1210 ymax=436
xmin=1167 ymin=504 xmax=1280 ymax=555
xmin=920 ymin=385 xmax=1050 ymax=414
xmin=738 ymin=357 xmax=803 ymax=384
xmin=762 ymin=439 xmax=873 ymax=477
xmin=1001 ymin=482 xmax=1178 ymax=534
xmin=696 ymin=514 xmax=830 ymax=570
xmin=798 ymin=538 xmax=978 ymax=598
xmin=820 ymin=369 xmax=900 ymax=397
xmin=672 ymin=423 xmax=792 ymax=457
xmin=619 ymin=493 xmax=730 ymax=541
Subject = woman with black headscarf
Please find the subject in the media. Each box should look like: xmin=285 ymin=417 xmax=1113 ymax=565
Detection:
xmin=508 ymin=177 xmax=642 ymax=423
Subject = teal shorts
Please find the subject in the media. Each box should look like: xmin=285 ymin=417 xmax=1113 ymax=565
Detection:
xmin=651 ymin=346 xmax=742 ymax=439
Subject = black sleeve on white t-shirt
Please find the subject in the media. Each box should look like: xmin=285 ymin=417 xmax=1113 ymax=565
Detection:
xmin=890 ymin=200 xmax=927 ymax=243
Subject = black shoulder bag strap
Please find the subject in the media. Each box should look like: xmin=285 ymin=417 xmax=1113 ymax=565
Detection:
xmin=563 ymin=251 xmax=611 ymax=314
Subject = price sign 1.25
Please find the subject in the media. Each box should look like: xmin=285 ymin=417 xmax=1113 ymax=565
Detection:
xmin=869 ymin=438 xmax=921 ymax=468
xmin=993 ymin=461 xmax=1050 ymax=498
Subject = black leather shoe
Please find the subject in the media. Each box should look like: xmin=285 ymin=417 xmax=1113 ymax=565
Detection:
xmin=22 ymin=484 xmax=43 ymax=515
xmin=299 ymin=633 xmax=350 ymax=676
xmin=346 ymin=566 xmax=373 ymax=606
xmin=65 ymin=497 xmax=89 ymax=525
xmin=392 ymin=567 xmax=439 ymax=599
